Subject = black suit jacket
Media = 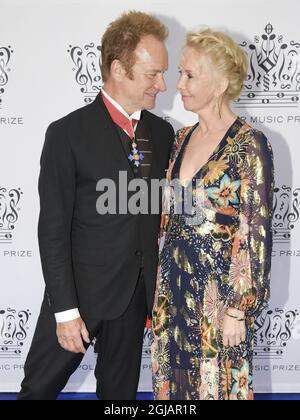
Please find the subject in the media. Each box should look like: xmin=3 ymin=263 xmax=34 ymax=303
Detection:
xmin=38 ymin=93 xmax=174 ymax=320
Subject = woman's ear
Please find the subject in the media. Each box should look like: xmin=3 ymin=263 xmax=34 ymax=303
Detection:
xmin=217 ymin=77 xmax=229 ymax=96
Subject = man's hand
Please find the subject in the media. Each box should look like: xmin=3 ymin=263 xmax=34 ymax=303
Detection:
xmin=222 ymin=308 xmax=246 ymax=347
xmin=56 ymin=317 xmax=90 ymax=354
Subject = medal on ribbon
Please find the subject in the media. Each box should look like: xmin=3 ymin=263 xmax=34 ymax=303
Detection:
xmin=128 ymin=141 xmax=144 ymax=167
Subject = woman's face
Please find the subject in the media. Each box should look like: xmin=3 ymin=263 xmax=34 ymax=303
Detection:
xmin=177 ymin=46 xmax=219 ymax=114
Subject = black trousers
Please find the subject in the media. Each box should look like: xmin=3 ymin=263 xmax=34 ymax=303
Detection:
xmin=17 ymin=271 xmax=147 ymax=400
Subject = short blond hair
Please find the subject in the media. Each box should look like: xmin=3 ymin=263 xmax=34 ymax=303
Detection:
xmin=101 ymin=11 xmax=168 ymax=82
xmin=186 ymin=29 xmax=248 ymax=101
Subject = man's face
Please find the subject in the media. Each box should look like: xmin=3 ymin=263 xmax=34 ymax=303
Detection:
xmin=119 ymin=35 xmax=168 ymax=114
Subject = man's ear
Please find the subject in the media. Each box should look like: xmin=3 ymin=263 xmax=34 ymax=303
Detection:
xmin=110 ymin=59 xmax=126 ymax=82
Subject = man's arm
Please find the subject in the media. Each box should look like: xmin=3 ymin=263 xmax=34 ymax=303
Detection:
xmin=38 ymin=121 xmax=78 ymax=313
xmin=38 ymin=121 xmax=90 ymax=353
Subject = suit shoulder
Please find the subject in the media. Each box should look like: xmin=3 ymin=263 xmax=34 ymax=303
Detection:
xmin=47 ymin=102 xmax=92 ymax=133
xmin=143 ymin=110 xmax=173 ymax=131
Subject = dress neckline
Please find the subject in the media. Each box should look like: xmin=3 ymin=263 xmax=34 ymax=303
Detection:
xmin=174 ymin=117 xmax=243 ymax=186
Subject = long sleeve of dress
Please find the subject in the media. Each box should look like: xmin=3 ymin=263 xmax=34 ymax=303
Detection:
xmin=228 ymin=130 xmax=274 ymax=316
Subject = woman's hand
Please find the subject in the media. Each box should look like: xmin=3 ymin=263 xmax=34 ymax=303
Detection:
xmin=222 ymin=308 xmax=246 ymax=347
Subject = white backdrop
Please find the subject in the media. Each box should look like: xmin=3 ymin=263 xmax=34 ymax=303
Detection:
xmin=1 ymin=0 xmax=300 ymax=393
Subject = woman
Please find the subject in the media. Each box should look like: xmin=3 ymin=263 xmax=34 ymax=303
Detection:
xmin=151 ymin=29 xmax=274 ymax=400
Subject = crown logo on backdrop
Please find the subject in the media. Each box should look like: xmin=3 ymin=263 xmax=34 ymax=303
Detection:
xmin=0 ymin=46 xmax=13 ymax=109
xmin=235 ymin=24 xmax=300 ymax=108
xmin=272 ymin=185 xmax=300 ymax=244
xmin=254 ymin=308 xmax=299 ymax=360
xmin=0 ymin=308 xmax=31 ymax=358
xmin=68 ymin=43 xmax=102 ymax=104
xmin=0 ymin=187 xmax=22 ymax=244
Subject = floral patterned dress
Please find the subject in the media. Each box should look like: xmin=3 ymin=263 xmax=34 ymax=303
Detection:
xmin=151 ymin=117 xmax=274 ymax=400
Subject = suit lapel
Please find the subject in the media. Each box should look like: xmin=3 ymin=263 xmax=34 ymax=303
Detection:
xmin=88 ymin=94 xmax=135 ymax=178
xmin=142 ymin=111 xmax=159 ymax=180
xmin=87 ymin=95 xmax=165 ymax=180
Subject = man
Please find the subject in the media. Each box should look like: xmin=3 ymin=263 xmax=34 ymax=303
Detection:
xmin=18 ymin=11 xmax=174 ymax=400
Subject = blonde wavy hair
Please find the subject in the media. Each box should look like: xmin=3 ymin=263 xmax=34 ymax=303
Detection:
xmin=185 ymin=29 xmax=248 ymax=101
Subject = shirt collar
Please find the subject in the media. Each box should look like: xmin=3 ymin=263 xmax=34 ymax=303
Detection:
xmin=101 ymin=88 xmax=141 ymax=121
